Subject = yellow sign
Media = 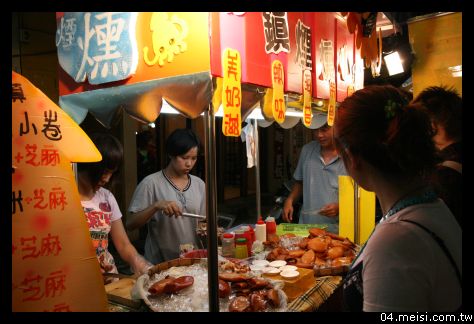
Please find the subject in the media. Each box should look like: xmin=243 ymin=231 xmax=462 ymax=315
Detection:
xmin=222 ymin=48 xmax=242 ymax=137
xmin=338 ymin=176 xmax=376 ymax=245
xmin=408 ymin=12 xmax=462 ymax=97
xmin=302 ymin=70 xmax=312 ymax=128
xmin=271 ymin=60 xmax=286 ymax=124
xmin=12 ymin=72 xmax=108 ymax=312
xmin=327 ymin=81 xmax=336 ymax=126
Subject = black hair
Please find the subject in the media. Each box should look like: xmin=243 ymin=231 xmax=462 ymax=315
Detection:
xmin=77 ymin=133 xmax=123 ymax=188
xmin=335 ymin=85 xmax=438 ymax=179
xmin=165 ymin=128 xmax=201 ymax=158
xmin=413 ymin=86 xmax=462 ymax=142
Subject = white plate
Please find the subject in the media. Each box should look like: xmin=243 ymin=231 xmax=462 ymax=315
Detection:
xmin=269 ymin=260 xmax=287 ymax=268
xmin=280 ymin=265 xmax=298 ymax=272
xmin=280 ymin=270 xmax=300 ymax=279
xmin=262 ymin=267 xmax=281 ymax=275
xmin=252 ymin=259 xmax=270 ymax=267
xmin=249 ymin=264 xmax=265 ymax=272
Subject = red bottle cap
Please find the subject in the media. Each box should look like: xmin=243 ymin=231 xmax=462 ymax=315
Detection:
xmin=257 ymin=219 xmax=265 ymax=224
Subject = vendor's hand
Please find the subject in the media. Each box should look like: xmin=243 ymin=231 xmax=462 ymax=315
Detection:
xmin=130 ymin=254 xmax=153 ymax=277
xmin=282 ymin=199 xmax=294 ymax=223
xmin=319 ymin=203 xmax=339 ymax=217
xmin=155 ymin=200 xmax=182 ymax=217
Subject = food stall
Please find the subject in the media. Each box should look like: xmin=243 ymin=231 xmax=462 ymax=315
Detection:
xmin=14 ymin=11 xmax=379 ymax=312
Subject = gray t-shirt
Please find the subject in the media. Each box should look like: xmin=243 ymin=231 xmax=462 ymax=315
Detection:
xmin=356 ymin=200 xmax=462 ymax=311
xmin=293 ymin=141 xmax=347 ymax=226
xmin=128 ymin=171 xmax=206 ymax=264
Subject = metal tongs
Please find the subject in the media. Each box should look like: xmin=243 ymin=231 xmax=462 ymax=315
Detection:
xmin=182 ymin=212 xmax=206 ymax=220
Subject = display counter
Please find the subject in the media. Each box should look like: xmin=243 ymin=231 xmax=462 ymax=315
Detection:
xmin=105 ymin=269 xmax=344 ymax=312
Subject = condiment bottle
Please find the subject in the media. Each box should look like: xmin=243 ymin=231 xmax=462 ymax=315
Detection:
xmin=265 ymin=216 xmax=277 ymax=241
xmin=248 ymin=226 xmax=255 ymax=245
xmin=241 ymin=225 xmax=253 ymax=256
xmin=255 ymin=218 xmax=267 ymax=242
xmin=234 ymin=228 xmax=245 ymax=245
xmin=234 ymin=238 xmax=249 ymax=259
xmin=221 ymin=233 xmax=235 ymax=258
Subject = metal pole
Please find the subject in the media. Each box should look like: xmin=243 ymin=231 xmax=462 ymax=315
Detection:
xmin=204 ymin=105 xmax=219 ymax=312
xmin=354 ymin=181 xmax=360 ymax=244
xmin=253 ymin=118 xmax=261 ymax=221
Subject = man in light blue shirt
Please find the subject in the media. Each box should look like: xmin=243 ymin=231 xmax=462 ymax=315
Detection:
xmin=282 ymin=111 xmax=347 ymax=233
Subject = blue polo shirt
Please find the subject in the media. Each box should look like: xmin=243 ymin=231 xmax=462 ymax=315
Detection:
xmin=293 ymin=141 xmax=347 ymax=228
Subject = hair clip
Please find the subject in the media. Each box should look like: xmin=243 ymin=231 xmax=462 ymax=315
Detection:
xmin=384 ymin=99 xmax=401 ymax=120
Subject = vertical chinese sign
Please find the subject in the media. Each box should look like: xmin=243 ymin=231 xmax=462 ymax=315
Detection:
xmin=302 ymin=70 xmax=312 ymax=127
xmin=327 ymin=81 xmax=337 ymax=126
xmin=12 ymin=72 xmax=108 ymax=312
xmin=222 ymin=48 xmax=242 ymax=137
xmin=271 ymin=60 xmax=286 ymax=124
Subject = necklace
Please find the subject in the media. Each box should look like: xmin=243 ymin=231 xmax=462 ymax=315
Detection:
xmin=382 ymin=187 xmax=438 ymax=221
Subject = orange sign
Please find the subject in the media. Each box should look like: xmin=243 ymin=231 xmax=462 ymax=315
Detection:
xmin=12 ymin=71 xmax=108 ymax=312
xmin=272 ymin=60 xmax=286 ymax=124
xmin=303 ymin=70 xmax=312 ymax=128
xmin=58 ymin=12 xmax=211 ymax=96
xmin=327 ymin=81 xmax=336 ymax=126
xmin=221 ymin=48 xmax=242 ymax=137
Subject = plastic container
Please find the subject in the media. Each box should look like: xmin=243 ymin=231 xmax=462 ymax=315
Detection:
xmin=234 ymin=238 xmax=249 ymax=259
xmin=265 ymin=216 xmax=277 ymax=241
xmin=221 ymin=233 xmax=235 ymax=258
xmin=255 ymin=218 xmax=267 ymax=242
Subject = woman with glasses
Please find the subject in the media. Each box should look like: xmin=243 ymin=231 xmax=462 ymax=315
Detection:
xmin=78 ymin=133 xmax=151 ymax=282
xmin=127 ymin=128 xmax=205 ymax=265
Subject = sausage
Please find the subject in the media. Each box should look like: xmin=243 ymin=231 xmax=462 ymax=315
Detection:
xmin=249 ymin=292 xmax=267 ymax=311
xmin=148 ymin=275 xmax=194 ymax=295
xmin=148 ymin=276 xmax=176 ymax=295
xmin=163 ymin=276 xmax=194 ymax=293
xmin=218 ymin=279 xmax=231 ymax=298
xmin=229 ymin=296 xmax=251 ymax=312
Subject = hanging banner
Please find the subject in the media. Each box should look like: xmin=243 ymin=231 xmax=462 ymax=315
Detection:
xmin=12 ymin=71 xmax=108 ymax=312
xmin=336 ymin=16 xmax=355 ymax=103
xmin=221 ymin=48 xmax=242 ymax=137
xmin=286 ymin=12 xmax=306 ymax=94
xmin=312 ymin=12 xmax=336 ymax=99
xmin=271 ymin=60 xmax=286 ymax=124
xmin=210 ymin=12 xmax=298 ymax=93
xmin=327 ymin=81 xmax=336 ymax=126
xmin=302 ymin=69 xmax=312 ymax=127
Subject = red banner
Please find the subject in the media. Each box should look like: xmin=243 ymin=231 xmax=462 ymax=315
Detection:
xmin=336 ymin=17 xmax=355 ymax=102
xmin=312 ymin=12 xmax=336 ymax=99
